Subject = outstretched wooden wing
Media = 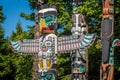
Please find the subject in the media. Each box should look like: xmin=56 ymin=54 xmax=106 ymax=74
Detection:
xmin=10 ymin=33 xmax=96 ymax=54
xmin=9 ymin=39 xmax=39 ymax=54
xmin=57 ymin=33 xmax=96 ymax=53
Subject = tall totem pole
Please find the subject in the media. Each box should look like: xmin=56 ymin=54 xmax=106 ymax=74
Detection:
xmin=70 ymin=0 xmax=93 ymax=80
xmin=10 ymin=0 xmax=58 ymax=79
xmin=100 ymin=0 xmax=120 ymax=80
xmin=34 ymin=0 xmax=58 ymax=80
xmin=9 ymin=0 xmax=96 ymax=80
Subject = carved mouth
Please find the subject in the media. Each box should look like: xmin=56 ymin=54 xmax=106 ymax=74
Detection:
xmin=42 ymin=27 xmax=54 ymax=33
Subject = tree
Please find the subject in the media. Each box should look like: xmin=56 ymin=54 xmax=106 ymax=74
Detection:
xmin=10 ymin=21 xmax=28 ymax=40
xmin=0 ymin=7 xmax=33 ymax=79
xmin=0 ymin=6 xmax=5 ymax=23
xmin=114 ymin=0 xmax=120 ymax=80
xmin=5 ymin=0 xmax=120 ymax=80
xmin=0 ymin=5 xmax=13 ymax=80
xmin=23 ymin=0 xmax=102 ymax=79
xmin=9 ymin=21 xmax=33 ymax=80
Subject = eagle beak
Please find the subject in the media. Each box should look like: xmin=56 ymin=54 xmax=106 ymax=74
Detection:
xmin=39 ymin=18 xmax=54 ymax=34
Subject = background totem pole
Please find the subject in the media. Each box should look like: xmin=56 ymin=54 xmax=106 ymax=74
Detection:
xmin=9 ymin=0 xmax=96 ymax=80
xmin=100 ymin=0 xmax=120 ymax=80
xmin=70 ymin=0 xmax=93 ymax=80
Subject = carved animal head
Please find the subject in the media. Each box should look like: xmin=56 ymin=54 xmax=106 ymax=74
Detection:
xmin=38 ymin=4 xmax=57 ymax=34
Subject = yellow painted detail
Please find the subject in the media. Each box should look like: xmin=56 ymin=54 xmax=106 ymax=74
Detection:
xmin=38 ymin=60 xmax=43 ymax=69
xmin=40 ymin=18 xmax=47 ymax=32
xmin=46 ymin=60 xmax=51 ymax=69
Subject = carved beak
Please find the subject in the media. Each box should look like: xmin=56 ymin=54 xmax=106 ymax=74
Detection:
xmin=39 ymin=18 xmax=54 ymax=34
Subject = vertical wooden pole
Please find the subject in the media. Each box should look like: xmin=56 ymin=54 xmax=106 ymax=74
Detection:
xmin=85 ymin=17 xmax=88 ymax=80
xmin=33 ymin=0 xmax=41 ymax=79
xmin=100 ymin=0 xmax=114 ymax=80
xmin=33 ymin=54 xmax=38 ymax=80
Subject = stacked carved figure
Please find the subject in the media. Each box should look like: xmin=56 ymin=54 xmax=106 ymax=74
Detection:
xmin=100 ymin=0 xmax=120 ymax=80
xmin=9 ymin=0 xmax=96 ymax=80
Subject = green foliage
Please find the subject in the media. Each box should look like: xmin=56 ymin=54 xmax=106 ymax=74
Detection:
xmin=26 ymin=25 xmax=34 ymax=39
xmin=20 ymin=12 xmax=35 ymax=21
xmin=9 ymin=21 xmax=34 ymax=80
xmin=1 ymin=0 xmax=120 ymax=80
xmin=28 ymin=0 xmax=37 ymax=10
xmin=114 ymin=0 xmax=120 ymax=79
xmin=0 ymin=17 xmax=15 ymax=79
xmin=0 ymin=26 xmax=4 ymax=39
xmin=0 ymin=54 xmax=11 ymax=77
xmin=27 ymin=0 xmax=102 ymax=79
xmin=10 ymin=21 xmax=28 ymax=40
xmin=0 ymin=7 xmax=33 ymax=79
xmin=57 ymin=53 xmax=71 ymax=80
xmin=77 ymin=0 xmax=102 ymax=33
xmin=0 ymin=6 xmax=5 ymax=23
xmin=11 ymin=55 xmax=33 ymax=80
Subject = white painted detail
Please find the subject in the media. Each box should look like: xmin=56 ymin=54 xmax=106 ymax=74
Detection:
xmin=81 ymin=41 xmax=86 ymax=45
xmin=38 ymin=8 xmax=57 ymax=13
xmin=46 ymin=34 xmax=57 ymax=54
xmin=43 ymin=58 xmax=47 ymax=70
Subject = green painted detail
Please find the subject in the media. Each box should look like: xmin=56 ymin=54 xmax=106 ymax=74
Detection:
xmin=109 ymin=56 xmax=114 ymax=66
xmin=12 ymin=40 xmax=17 ymax=42
xmin=109 ymin=8 xmax=114 ymax=11
xmin=109 ymin=47 xmax=114 ymax=65
xmin=78 ymin=66 xmax=86 ymax=73
xmin=109 ymin=16 xmax=113 ymax=20
xmin=12 ymin=42 xmax=18 ymax=46
xmin=109 ymin=0 xmax=114 ymax=2
xmin=15 ymin=45 xmax=20 ymax=49
xmin=70 ymin=36 xmax=74 ymax=40
xmin=109 ymin=39 xmax=120 ymax=66
xmin=16 ymin=46 xmax=21 ymax=51
xmin=79 ymin=42 xmax=83 ymax=46
xmin=44 ymin=15 xmax=55 ymax=25
xmin=84 ymin=37 xmax=91 ymax=40
xmin=110 ymin=47 xmax=112 ymax=51
xmin=38 ymin=73 xmax=54 ymax=80
xmin=72 ymin=5 xmax=77 ymax=11
xmin=83 ymin=39 xmax=88 ymax=44
xmin=71 ymin=66 xmax=74 ymax=70
xmin=18 ymin=47 xmax=21 ymax=51
xmin=112 ymin=39 xmax=120 ymax=47
xmin=110 ymin=51 xmax=113 ymax=56
xmin=26 ymin=39 xmax=30 ymax=43
xmin=86 ymin=34 xmax=92 ymax=36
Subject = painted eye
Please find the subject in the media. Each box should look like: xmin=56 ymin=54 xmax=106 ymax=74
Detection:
xmin=44 ymin=15 xmax=54 ymax=25
xmin=46 ymin=16 xmax=51 ymax=21
xmin=45 ymin=40 xmax=52 ymax=46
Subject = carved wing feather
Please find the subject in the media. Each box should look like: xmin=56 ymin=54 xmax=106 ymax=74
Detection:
xmin=10 ymin=39 xmax=39 ymax=54
xmin=57 ymin=33 xmax=96 ymax=53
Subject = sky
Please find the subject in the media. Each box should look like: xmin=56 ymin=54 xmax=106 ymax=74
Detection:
xmin=0 ymin=0 xmax=35 ymax=38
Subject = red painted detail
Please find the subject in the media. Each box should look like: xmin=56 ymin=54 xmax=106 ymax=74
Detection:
xmin=73 ymin=68 xmax=79 ymax=73
xmin=42 ymin=27 xmax=54 ymax=33
xmin=116 ymin=42 xmax=120 ymax=46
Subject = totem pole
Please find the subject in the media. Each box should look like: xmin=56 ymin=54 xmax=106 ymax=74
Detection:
xmin=100 ymin=0 xmax=120 ymax=80
xmin=9 ymin=0 xmax=96 ymax=80
xmin=34 ymin=0 xmax=58 ymax=80
xmin=10 ymin=0 xmax=58 ymax=80
xmin=70 ymin=0 xmax=91 ymax=80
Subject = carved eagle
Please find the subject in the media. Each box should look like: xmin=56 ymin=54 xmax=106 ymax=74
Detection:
xmin=9 ymin=33 xmax=96 ymax=55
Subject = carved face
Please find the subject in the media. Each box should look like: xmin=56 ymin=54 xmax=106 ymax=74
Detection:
xmin=71 ymin=14 xmax=86 ymax=35
xmin=38 ymin=8 xmax=57 ymax=34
